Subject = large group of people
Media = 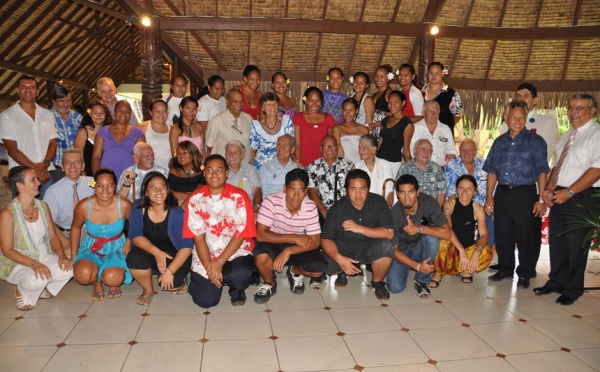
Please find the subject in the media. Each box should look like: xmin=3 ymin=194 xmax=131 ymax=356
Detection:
xmin=0 ymin=65 xmax=598 ymax=312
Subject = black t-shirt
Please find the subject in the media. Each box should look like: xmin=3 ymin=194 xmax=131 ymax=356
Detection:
xmin=377 ymin=116 xmax=412 ymax=163
xmin=391 ymin=192 xmax=448 ymax=249
xmin=322 ymin=193 xmax=394 ymax=243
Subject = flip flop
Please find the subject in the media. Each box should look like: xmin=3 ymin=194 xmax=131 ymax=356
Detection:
xmin=39 ymin=288 xmax=53 ymax=299
xmin=91 ymin=291 xmax=104 ymax=301
xmin=136 ymin=293 xmax=154 ymax=306
xmin=428 ymin=275 xmax=442 ymax=288
xmin=108 ymin=289 xmax=122 ymax=299
xmin=16 ymin=289 xmax=33 ymax=310
xmin=169 ymin=278 xmax=188 ymax=295
xmin=461 ymin=276 xmax=473 ymax=283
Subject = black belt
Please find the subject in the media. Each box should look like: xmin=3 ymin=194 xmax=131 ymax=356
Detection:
xmin=498 ymin=184 xmax=534 ymax=190
xmin=57 ymin=225 xmax=70 ymax=232
xmin=0 ymin=160 xmax=8 ymax=165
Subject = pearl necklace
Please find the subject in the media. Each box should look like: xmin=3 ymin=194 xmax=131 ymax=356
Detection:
xmin=24 ymin=206 xmax=38 ymax=220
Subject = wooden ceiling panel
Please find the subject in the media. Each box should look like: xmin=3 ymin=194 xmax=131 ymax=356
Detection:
xmin=566 ymin=38 xmax=600 ymax=80
xmin=436 ymin=0 xmax=472 ymax=26
xmin=527 ymin=40 xmax=569 ymax=80
xmin=382 ymin=36 xmax=416 ymax=70
xmin=217 ymin=0 xmax=251 ymax=17
xmin=501 ymin=0 xmax=541 ymax=27
xmin=538 ymin=0 xmax=576 ymax=27
xmin=452 ymin=40 xmax=494 ymax=79
xmin=251 ymin=0 xmax=287 ymax=18
xmin=217 ymin=30 xmax=250 ymax=70
xmin=578 ymin=0 xmax=600 ymax=25
xmin=349 ymin=34 xmax=387 ymax=73
xmin=487 ymin=40 xmax=529 ymax=80
xmin=433 ymin=38 xmax=459 ymax=67
xmin=286 ymin=0 xmax=325 ymax=19
xmin=363 ymin=0 xmax=397 ymax=22
xmin=325 ymin=0 xmax=364 ymax=21
xmin=316 ymin=34 xmax=355 ymax=73
xmin=249 ymin=31 xmax=284 ymax=70
xmin=281 ymin=32 xmax=319 ymax=71
xmin=468 ymin=0 xmax=504 ymax=27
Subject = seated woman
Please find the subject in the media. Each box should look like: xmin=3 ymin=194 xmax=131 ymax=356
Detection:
xmin=71 ymin=168 xmax=132 ymax=300
xmin=127 ymin=172 xmax=193 ymax=306
xmin=431 ymin=174 xmax=493 ymax=286
xmin=168 ymin=141 xmax=206 ymax=204
xmin=0 ymin=166 xmax=73 ymax=310
xmin=355 ymin=134 xmax=395 ymax=205
xmin=332 ymin=98 xmax=369 ymax=164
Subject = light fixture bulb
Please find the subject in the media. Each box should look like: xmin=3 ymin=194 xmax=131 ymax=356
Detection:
xmin=430 ymin=25 xmax=439 ymax=35
xmin=141 ymin=16 xmax=152 ymax=27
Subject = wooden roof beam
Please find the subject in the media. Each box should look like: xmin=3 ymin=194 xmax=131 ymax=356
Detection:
xmin=560 ymin=0 xmax=583 ymax=90
xmin=159 ymin=16 xmax=600 ymax=40
xmin=0 ymin=60 xmax=88 ymax=89
xmin=483 ymin=0 xmax=510 ymax=85
xmin=69 ymin=0 xmax=130 ymax=21
xmin=448 ymin=0 xmax=476 ymax=75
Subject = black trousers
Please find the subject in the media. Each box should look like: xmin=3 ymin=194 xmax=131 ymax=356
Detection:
xmin=546 ymin=187 xmax=599 ymax=299
xmin=494 ymin=184 xmax=541 ymax=279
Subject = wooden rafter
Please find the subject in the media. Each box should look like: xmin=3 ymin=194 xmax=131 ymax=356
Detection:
xmin=0 ymin=60 xmax=88 ymax=89
xmin=448 ymin=0 xmax=476 ymax=75
xmin=560 ymin=0 xmax=583 ymax=90
xmin=278 ymin=0 xmax=290 ymax=70
xmin=70 ymin=0 xmax=130 ymax=21
xmin=522 ymin=0 xmax=545 ymax=81
xmin=483 ymin=0 xmax=510 ymax=88
xmin=162 ymin=0 xmax=226 ymax=71
xmin=0 ymin=1 xmax=27 ymax=25
xmin=313 ymin=0 xmax=329 ymax=75
xmin=348 ymin=0 xmax=368 ymax=73
xmin=379 ymin=0 xmax=402 ymax=68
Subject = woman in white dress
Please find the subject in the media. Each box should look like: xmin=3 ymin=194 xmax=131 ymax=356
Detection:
xmin=0 ymin=166 xmax=73 ymax=310
xmin=332 ymin=98 xmax=369 ymax=164
xmin=355 ymin=135 xmax=396 ymax=206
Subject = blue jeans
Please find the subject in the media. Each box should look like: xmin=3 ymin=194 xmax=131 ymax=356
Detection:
xmin=387 ymin=235 xmax=440 ymax=294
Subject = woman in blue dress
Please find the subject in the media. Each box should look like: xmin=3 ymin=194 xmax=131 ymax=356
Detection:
xmin=71 ymin=168 xmax=132 ymax=301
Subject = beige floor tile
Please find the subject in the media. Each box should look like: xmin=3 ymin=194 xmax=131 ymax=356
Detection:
xmin=493 ymin=295 xmax=573 ymax=320
xmin=582 ymin=315 xmax=600 ymax=329
xmin=528 ymin=317 xmax=600 ymax=349
xmin=559 ymin=294 xmax=600 ymax=317
xmin=0 ymin=282 xmax=17 ymax=297
xmin=24 ymin=296 xmax=92 ymax=318
xmin=470 ymin=322 xmax=560 ymax=355
xmin=123 ymin=341 xmax=202 ymax=372
xmin=65 ymin=315 xmax=142 ymax=344
xmin=571 ymin=347 xmax=600 ymax=371
xmin=362 ymin=365 xmax=439 ymax=371
xmin=270 ymin=308 xmax=338 ymax=337
xmin=0 ymin=318 xmax=16 ymax=334
xmin=275 ymin=334 xmax=355 ymax=371
xmin=0 ymin=295 xmax=27 ymax=319
xmin=0 ymin=317 xmax=79 ymax=346
xmin=436 ymin=356 xmax=518 ymax=372
xmin=265 ymin=287 xmax=326 ymax=311
xmin=469 ymin=276 xmax=547 ymax=299
xmin=319 ymin=286 xmax=382 ymax=308
xmin=430 ymin=281 xmax=488 ymax=302
xmin=85 ymin=294 xmax=150 ymax=316
xmin=386 ymin=286 xmax=436 ymax=305
xmin=135 ymin=314 xmax=206 ymax=342
xmin=145 ymin=292 xmax=206 ymax=315
xmin=202 ymin=338 xmax=278 ymax=372
xmin=0 ymin=346 xmax=56 ymax=372
xmin=506 ymin=350 xmax=596 ymax=372
xmin=387 ymin=302 xmax=462 ymax=329
xmin=320 ymin=273 xmax=369 ymax=288
xmin=345 ymin=330 xmax=428 ymax=367
xmin=204 ymin=311 xmax=271 ymax=340
xmin=442 ymin=298 xmax=518 ymax=324
xmin=409 ymin=326 xmax=496 ymax=361
xmin=57 ymin=279 xmax=93 ymax=297
xmin=206 ymin=289 xmax=268 ymax=313
xmin=329 ymin=306 xmax=401 ymax=333
xmin=43 ymin=344 xmax=130 ymax=372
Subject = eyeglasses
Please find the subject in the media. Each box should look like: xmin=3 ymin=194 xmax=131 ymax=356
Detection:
xmin=568 ymin=106 xmax=590 ymax=112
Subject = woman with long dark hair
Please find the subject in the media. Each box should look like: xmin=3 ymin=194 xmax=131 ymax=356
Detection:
xmin=169 ymin=96 xmax=205 ymax=159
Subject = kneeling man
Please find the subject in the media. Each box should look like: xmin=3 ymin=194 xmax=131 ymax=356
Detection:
xmin=321 ymin=169 xmax=394 ymax=300
xmin=387 ymin=175 xmax=451 ymax=298
xmin=253 ymin=169 xmax=327 ymax=303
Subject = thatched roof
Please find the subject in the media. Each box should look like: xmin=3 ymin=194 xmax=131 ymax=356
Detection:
xmin=1 ymin=0 xmax=599 ymax=114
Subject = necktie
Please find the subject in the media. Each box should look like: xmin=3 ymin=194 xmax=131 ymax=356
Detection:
xmin=551 ymin=128 xmax=578 ymax=190
xmin=73 ymin=182 xmax=79 ymax=208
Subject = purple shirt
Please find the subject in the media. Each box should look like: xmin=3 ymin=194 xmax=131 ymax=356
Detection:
xmin=98 ymin=125 xmax=144 ymax=178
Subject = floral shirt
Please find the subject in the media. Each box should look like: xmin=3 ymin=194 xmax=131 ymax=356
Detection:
xmin=249 ymin=115 xmax=294 ymax=170
xmin=445 ymin=156 xmax=487 ymax=206
xmin=421 ymin=83 xmax=462 ymax=117
xmin=183 ymin=183 xmax=256 ymax=278
xmin=307 ymin=157 xmax=355 ymax=209
xmin=397 ymin=160 xmax=447 ymax=199
xmin=322 ymin=90 xmax=347 ymax=124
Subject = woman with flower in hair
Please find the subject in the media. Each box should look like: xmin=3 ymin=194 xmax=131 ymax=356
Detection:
xmin=372 ymin=64 xmax=395 ymax=121
xmin=422 ymin=62 xmax=462 ymax=134
xmin=249 ymin=92 xmax=295 ymax=170
xmin=169 ymin=96 xmax=205 ymax=159
xmin=271 ymin=71 xmax=296 ymax=118
xmin=377 ymin=90 xmax=414 ymax=175
xmin=332 ymin=98 xmax=369 ymax=164
xmin=350 ymin=72 xmax=375 ymax=132
xmin=71 ymin=168 xmax=132 ymax=301
xmin=233 ymin=65 xmax=262 ymax=120
xmin=168 ymin=141 xmax=205 ymax=203
xmin=397 ymin=63 xmax=424 ymax=124
xmin=196 ymin=75 xmax=226 ymax=133
xmin=74 ymin=100 xmax=112 ymax=176
xmin=322 ymin=67 xmax=347 ymax=124
xmin=293 ymin=87 xmax=335 ymax=166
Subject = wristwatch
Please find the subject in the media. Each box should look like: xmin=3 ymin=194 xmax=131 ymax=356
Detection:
xmin=417 ymin=225 xmax=422 ymax=234
xmin=476 ymin=245 xmax=484 ymax=251
xmin=567 ymin=189 xmax=575 ymax=197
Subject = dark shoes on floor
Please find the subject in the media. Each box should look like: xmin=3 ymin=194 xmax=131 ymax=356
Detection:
xmin=371 ymin=281 xmax=390 ymax=300
xmin=488 ymin=263 xmax=501 ymax=271
xmin=334 ymin=273 xmax=348 ymax=287
xmin=533 ymin=286 xmax=561 ymax=296
xmin=414 ymin=281 xmax=431 ymax=298
xmin=488 ymin=271 xmax=513 ymax=281
xmin=555 ymin=294 xmax=576 ymax=306
xmin=309 ymin=273 xmax=327 ymax=289
xmin=231 ymin=290 xmax=247 ymax=306
xmin=516 ymin=277 xmax=530 ymax=289
xmin=253 ymin=282 xmax=277 ymax=304
xmin=287 ymin=267 xmax=305 ymax=294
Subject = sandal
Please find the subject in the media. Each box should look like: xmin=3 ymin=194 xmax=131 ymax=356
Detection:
xmin=428 ymin=275 xmax=442 ymax=288
xmin=169 ymin=278 xmax=188 ymax=295
xmin=16 ymin=289 xmax=33 ymax=310
xmin=461 ymin=276 xmax=473 ymax=283
xmin=39 ymin=288 xmax=53 ymax=299
xmin=136 ymin=293 xmax=154 ymax=306
xmin=91 ymin=291 xmax=104 ymax=301
xmin=108 ymin=288 xmax=122 ymax=299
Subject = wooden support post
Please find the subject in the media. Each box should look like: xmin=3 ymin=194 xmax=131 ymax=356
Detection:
xmin=419 ymin=32 xmax=435 ymax=89
xmin=172 ymin=55 xmax=181 ymax=78
xmin=140 ymin=16 xmax=162 ymax=121
xmin=46 ymin=80 xmax=54 ymax=109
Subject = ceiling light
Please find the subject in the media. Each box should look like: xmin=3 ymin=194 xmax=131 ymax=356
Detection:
xmin=141 ymin=16 xmax=152 ymax=27
xmin=430 ymin=25 xmax=439 ymax=35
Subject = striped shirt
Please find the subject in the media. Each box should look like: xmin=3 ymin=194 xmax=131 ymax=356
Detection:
xmin=52 ymin=107 xmax=82 ymax=166
xmin=257 ymin=191 xmax=321 ymax=236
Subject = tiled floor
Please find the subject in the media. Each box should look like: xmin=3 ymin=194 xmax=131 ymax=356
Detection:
xmin=1 ymin=248 xmax=600 ymax=372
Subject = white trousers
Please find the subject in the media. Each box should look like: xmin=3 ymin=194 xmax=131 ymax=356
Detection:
xmin=6 ymin=254 xmax=73 ymax=307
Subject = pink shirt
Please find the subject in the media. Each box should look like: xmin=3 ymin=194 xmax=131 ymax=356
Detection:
xmin=257 ymin=192 xmax=321 ymax=236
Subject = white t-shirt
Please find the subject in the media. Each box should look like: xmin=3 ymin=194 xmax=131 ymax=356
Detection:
xmin=166 ymin=95 xmax=184 ymax=126
xmin=196 ymin=95 xmax=226 ymax=121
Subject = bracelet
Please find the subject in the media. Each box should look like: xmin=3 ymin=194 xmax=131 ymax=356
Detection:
xmin=167 ymin=267 xmax=174 ymax=275
xmin=30 ymin=260 xmax=37 ymax=268
xmin=416 ymin=263 xmax=420 ymax=273
xmin=123 ymin=184 xmax=131 ymax=188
